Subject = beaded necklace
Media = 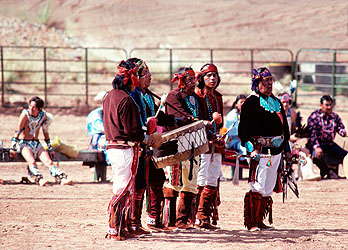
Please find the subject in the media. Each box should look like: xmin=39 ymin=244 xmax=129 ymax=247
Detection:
xmin=184 ymin=95 xmax=199 ymax=118
xmin=205 ymin=92 xmax=219 ymax=121
xmin=143 ymin=92 xmax=155 ymax=116
xmin=126 ymin=89 xmax=147 ymax=128
xmin=23 ymin=109 xmax=46 ymax=136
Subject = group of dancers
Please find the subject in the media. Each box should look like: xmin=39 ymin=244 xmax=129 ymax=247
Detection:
xmin=102 ymin=58 xmax=292 ymax=240
xmin=11 ymin=56 xmax=343 ymax=241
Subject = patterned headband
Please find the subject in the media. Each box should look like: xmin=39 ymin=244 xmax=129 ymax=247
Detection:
xmin=135 ymin=60 xmax=148 ymax=72
xmin=251 ymin=68 xmax=272 ymax=91
xmin=116 ymin=61 xmax=139 ymax=87
xmin=279 ymin=93 xmax=290 ymax=102
xmin=170 ymin=69 xmax=195 ymax=89
xmin=195 ymin=64 xmax=218 ymax=82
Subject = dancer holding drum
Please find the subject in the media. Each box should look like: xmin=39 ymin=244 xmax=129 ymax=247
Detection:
xmin=162 ymin=66 xmax=204 ymax=229
xmin=195 ymin=63 xmax=224 ymax=229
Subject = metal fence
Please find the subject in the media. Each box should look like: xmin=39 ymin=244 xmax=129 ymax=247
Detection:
xmin=129 ymin=47 xmax=293 ymax=99
xmin=294 ymin=48 xmax=348 ymax=110
xmin=0 ymin=46 xmax=127 ymax=108
xmin=0 ymin=45 xmax=302 ymax=109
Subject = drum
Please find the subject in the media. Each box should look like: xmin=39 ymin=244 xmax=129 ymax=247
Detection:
xmin=152 ymin=120 xmax=209 ymax=168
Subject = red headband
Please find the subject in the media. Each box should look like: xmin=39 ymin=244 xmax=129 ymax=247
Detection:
xmin=170 ymin=69 xmax=195 ymax=89
xmin=196 ymin=64 xmax=218 ymax=82
xmin=116 ymin=61 xmax=139 ymax=87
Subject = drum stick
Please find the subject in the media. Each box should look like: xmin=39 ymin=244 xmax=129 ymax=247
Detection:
xmin=219 ymin=122 xmax=236 ymax=140
xmin=147 ymin=89 xmax=188 ymax=117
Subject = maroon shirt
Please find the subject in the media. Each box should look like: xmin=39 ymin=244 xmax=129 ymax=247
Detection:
xmin=196 ymin=89 xmax=224 ymax=154
xmin=103 ymin=89 xmax=144 ymax=149
xmin=165 ymin=88 xmax=203 ymax=120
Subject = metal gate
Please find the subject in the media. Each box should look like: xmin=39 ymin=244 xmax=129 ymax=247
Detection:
xmin=294 ymin=49 xmax=348 ymax=111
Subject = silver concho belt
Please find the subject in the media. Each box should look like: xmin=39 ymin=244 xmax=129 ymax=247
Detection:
xmin=253 ymin=135 xmax=284 ymax=148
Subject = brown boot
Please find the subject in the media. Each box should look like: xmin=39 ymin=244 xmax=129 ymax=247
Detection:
xmin=129 ymin=188 xmax=151 ymax=235
xmin=244 ymin=191 xmax=262 ymax=231
xmin=197 ymin=185 xmax=218 ymax=230
xmin=258 ymin=196 xmax=274 ymax=230
xmin=147 ymin=184 xmax=172 ymax=232
xmin=194 ymin=185 xmax=204 ymax=224
xmin=176 ymin=191 xmax=195 ymax=228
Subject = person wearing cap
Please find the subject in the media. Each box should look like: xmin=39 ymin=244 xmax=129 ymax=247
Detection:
xmin=84 ymin=91 xmax=109 ymax=179
xmin=162 ymin=66 xmax=203 ymax=229
xmin=195 ymin=63 xmax=224 ymax=230
xmin=86 ymin=91 xmax=107 ymax=151
xmin=278 ymin=92 xmax=321 ymax=181
xmin=278 ymin=93 xmax=298 ymax=141
xmin=103 ymin=60 xmax=158 ymax=241
xmin=238 ymin=67 xmax=290 ymax=231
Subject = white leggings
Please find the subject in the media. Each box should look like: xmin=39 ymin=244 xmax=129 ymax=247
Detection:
xmin=250 ymin=153 xmax=281 ymax=196
xmin=106 ymin=147 xmax=134 ymax=195
xmin=197 ymin=153 xmax=222 ymax=187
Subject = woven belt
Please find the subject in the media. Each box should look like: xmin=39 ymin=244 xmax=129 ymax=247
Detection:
xmin=107 ymin=140 xmax=135 ymax=147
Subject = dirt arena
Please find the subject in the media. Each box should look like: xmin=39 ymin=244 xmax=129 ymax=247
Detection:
xmin=1 ymin=110 xmax=348 ymax=250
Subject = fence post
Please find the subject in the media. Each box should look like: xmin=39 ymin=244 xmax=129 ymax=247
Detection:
xmin=1 ymin=46 xmax=4 ymax=107
xmin=331 ymin=51 xmax=337 ymax=101
xmin=43 ymin=47 xmax=48 ymax=105
xmin=250 ymin=49 xmax=254 ymax=76
xmin=169 ymin=49 xmax=173 ymax=90
xmin=85 ymin=48 xmax=89 ymax=107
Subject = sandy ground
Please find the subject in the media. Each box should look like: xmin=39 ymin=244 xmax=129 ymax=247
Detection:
xmin=1 ymin=1 xmax=348 ymax=249
xmin=1 ymin=111 xmax=348 ymax=250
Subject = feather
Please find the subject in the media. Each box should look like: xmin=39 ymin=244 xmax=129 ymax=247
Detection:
xmin=294 ymin=124 xmax=311 ymax=138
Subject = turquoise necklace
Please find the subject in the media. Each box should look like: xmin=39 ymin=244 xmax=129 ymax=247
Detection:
xmin=259 ymin=95 xmax=281 ymax=113
xmin=143 ymin=92 xmax=155 ymax=116
xmin=205 ymin=93 xmax=219 ymax=121
xmin=126 ymin=89 xmax=147 ymax=128
xmin=184 ymin=95 xmax=199 ymax=118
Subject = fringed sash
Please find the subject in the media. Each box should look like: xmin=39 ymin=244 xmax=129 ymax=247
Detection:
xmin=107 ymin=144 xmax=140 ymax=235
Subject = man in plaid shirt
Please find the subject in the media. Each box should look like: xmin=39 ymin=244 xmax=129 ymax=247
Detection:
xmin=306 ymin=95 xmax=348 ymax=179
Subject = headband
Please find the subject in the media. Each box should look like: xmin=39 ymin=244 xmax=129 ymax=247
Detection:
xmin=170 ymin=69 xmax=195 ymax=89
xmin=279 ymin=93 xmax=290 ymax=102
xmin=135 ymin=60 xmax=148 ymax=72
xmin=195 ymin=64 xmax=218 ymax=82
xmin=116 ymin=60 xmax=139 ymax=87
xmin=251 ymin=68 xmax=272 ymax=91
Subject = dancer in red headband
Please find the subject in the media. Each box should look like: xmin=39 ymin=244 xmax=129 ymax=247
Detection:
xmin=162 ymin=66 xmax=203 ymax=230
xmin=104 ymin=60 xmax=158 ymax=240
xmin=195 ymin=63 xmax=224 ymax=230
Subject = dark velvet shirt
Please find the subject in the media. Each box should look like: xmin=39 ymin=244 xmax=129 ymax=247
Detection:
xmin=165 ymin=88 xmax=203 ymax=121
xmin=238 ymin=91 xmax=290 ymax=155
